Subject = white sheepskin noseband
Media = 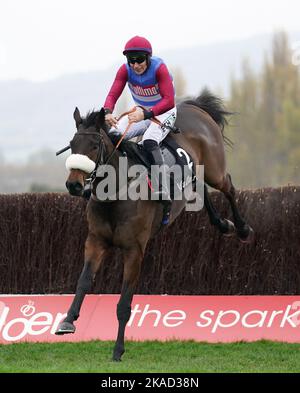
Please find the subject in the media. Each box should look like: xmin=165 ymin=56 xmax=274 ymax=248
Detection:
xmin=65 ymin=154 xmax=96 ymax=173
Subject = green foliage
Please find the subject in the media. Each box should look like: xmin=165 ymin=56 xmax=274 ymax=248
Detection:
xmin=227 ymin=31 xmax=300 ymax=188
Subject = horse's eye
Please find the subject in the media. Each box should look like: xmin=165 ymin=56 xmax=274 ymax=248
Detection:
xmin=92 ymin=145 xmax=98 ymax=150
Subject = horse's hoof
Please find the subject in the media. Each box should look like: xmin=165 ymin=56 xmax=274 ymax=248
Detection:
xmin=55 ymin=321 xmax=76 ymax=335
xmin=223 ymin=219 xmax=235 ymax=237
xmin=112 ymin=347 xmax=125 ymax=362
xmin=238 ymin=226 xmax=255 ymax=244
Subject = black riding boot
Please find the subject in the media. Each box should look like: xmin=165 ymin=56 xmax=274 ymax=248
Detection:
xmin=149 ymin=146 xmax=172 ymax=225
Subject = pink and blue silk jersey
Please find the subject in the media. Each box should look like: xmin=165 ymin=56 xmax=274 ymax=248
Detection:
xmin=103 ymin=56 xmax=175 ymax=116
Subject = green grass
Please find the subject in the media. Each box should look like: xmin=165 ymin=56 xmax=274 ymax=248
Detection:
xmin=1 ymin=340 xmax=300 ymax=373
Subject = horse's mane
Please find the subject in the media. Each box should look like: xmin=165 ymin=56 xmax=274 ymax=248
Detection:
xmin=183 ymin=88 xmax=234 ymax=147
xmin=82 ymin=110 xmax=108 ymax=132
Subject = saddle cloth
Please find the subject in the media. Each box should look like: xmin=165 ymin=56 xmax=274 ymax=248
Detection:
xmin=118 ymin=135 xmax=196 ymax=200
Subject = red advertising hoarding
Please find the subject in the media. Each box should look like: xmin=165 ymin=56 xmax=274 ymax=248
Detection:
xmin=1 ymin=295 xmax=300 ymax=344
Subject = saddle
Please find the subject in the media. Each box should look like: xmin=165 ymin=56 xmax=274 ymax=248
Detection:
xmin=118 ymin=135 xmax=196 ymax=200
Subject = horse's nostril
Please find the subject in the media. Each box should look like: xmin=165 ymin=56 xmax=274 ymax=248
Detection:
xmin=66 ymin=181 xmax=83 ymax=195
xmin=74 ymin=182 xmax=83 ymax=192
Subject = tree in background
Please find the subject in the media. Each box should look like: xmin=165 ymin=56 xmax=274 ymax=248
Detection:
xmin=227 ymin=31 xmax=300 ymax=189
xmin=227 ymin=59 xmax=261 ymax=187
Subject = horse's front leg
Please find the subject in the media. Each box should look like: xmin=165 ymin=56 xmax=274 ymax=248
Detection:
xmin=55 ymin=234 xmax=108 ymax=335
xmin=113 ymin=247 xmax=143 ymax=361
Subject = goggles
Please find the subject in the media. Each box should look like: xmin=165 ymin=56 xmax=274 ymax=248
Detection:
xmin=127 ymin=54 xmax=147 ymax=64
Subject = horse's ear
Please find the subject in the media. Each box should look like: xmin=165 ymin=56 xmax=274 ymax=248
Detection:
xmin=95 ymin=107 xmax=106 ymax=130
xmin=73 ymin=107 xmax=82 ymax=127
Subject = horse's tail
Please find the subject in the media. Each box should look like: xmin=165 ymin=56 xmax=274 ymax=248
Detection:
xmin=183 ymin=88 xmax=234 ymax=147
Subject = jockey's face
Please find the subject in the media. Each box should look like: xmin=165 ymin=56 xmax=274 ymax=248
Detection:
xmin=127 ymin=53 xmax=148 ymax=75
xmin=130 ymin=60 xmax=147 ymax=75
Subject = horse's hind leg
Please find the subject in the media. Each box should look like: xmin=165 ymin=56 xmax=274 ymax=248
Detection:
xmin=219 ymin=174 xmax=254 ymax=243
xmin=204 ymin=183 xmax=235 ymax=236
xmin=113 ymin=247 xmax=143 ymax=361
xmin=55 ymin=234 xmax=108 ymax=335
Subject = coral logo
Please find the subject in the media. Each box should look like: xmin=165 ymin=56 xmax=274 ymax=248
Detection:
xmin=0 ymin=300 xmax=66 ymax=342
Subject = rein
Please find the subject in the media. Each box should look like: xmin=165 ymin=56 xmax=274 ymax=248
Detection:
xmin=114 ymin=106 xmax=163 ymax=150
xmin=56 ymin=106 xmax=165 ymax=196
xmin=87 ymin=106 xmax=162 ymax=184
xmin=87 ymin=107 xmax=162 ymax=199
xmin=79 ymin=130 xmax=109 ymax=186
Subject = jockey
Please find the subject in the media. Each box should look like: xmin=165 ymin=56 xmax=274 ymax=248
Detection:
xmin=103 ymin=36 xmax=176 ymax=215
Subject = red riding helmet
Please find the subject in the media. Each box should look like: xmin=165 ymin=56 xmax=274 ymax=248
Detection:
xmin=123 ymin=36 xmax=152 ymax=55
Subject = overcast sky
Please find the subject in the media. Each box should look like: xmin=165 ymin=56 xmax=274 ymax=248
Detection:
xmin=0 ymin=0 xmax=299 ymax=81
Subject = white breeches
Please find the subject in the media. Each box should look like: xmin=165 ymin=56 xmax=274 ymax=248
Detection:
xmin=109 ymin=107 xmax=177 ymax=145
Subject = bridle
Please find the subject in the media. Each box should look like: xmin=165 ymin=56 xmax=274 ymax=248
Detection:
xmin=56 ymin=107 xmax=153 ymax=183
xmin=56 ymin=106 xmax=180 ymax=196
xmin=56 ymin=105 xmax=176 ymax=160
xmin=77 ymin=130 xmax=107 ymax=187
xmin=56 ymin=128 xmax=118 ymax=189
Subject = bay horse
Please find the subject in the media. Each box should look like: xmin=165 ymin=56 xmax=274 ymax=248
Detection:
xmin=55 ymin=89 xmax=254 ymax=361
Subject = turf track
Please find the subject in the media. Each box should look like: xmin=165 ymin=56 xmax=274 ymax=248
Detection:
xmin=1 ymin=340 xmax=300 ymax=373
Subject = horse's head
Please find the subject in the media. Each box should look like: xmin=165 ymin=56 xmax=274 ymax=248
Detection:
xmin=64 ymin=107 xmax=106 ymax=196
